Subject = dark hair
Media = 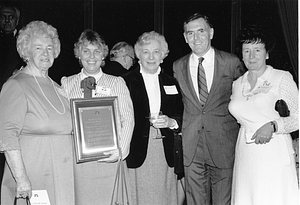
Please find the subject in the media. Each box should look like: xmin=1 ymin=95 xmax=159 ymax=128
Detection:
xmin=0 ymin=4 xmax=20 ymax=20
xmin=235 ymin=25 xmax=275 ymax=58
xmin=183 ymin=13 xmax=213 ymax=32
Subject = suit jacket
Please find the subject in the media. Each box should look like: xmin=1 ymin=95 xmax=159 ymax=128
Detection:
xmin=61 ymin=71 xmax=134 ymax=159
xmin=173 ymin=48 xmax=245 ymax=168
xmin=122 ymin=66 xmax=183 ymax=169
xmin=102 ymin=61 xmax=129 ymax=76
xmin=0 ymin=32 xmax=25 ymax=89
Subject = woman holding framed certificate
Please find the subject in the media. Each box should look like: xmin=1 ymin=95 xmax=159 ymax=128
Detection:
xmin=61 ymin=29 xmax=134 ymax=205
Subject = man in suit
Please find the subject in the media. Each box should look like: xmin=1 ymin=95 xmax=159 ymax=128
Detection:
xmin=0 ymin=4 xmax=24 ymax=199
xmin=0 ymin=4 xmax=24 ymax=89
xmin=102 ymin=41 xmax=135 ymax=76
xmin=173 ymin=13 xmax=245 ymax=205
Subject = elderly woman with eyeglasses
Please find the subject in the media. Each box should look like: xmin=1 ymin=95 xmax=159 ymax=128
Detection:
xmin=0 ymin=21 xmax=75 ymax=205
xmin=122 ymin=31 xmax=184 ymax=205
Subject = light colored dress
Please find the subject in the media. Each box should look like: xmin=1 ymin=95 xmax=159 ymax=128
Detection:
xmin=0 ymin=71 xmax=75 ymax=205
xmin=229 ymin=66 xmax=299 ymax=205
xmin=61 ymin=69 xmax=134 ymax=205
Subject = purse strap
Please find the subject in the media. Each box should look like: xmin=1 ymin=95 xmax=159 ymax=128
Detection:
xmin=14 ymin=196 xmax=31 ymax=205
xmin=110 ymin=147 xmax=130 ymax=205
xmin=119 ymin=158 xmax=129 ymax=203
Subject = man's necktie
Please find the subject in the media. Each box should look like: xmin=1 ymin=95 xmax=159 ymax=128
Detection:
xmin=198 ymin=57 xmax=208 ymax=105
xmin=80 ymin=76 xmax=96 ymax=98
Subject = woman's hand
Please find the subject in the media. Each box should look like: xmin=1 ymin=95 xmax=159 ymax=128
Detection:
xmin=97 ymin=149 xmax=119 ymax=163
xmin=152 ymin=115 xmax=176 ymax=129
xmin=251 ymin=122 xmax=275 ymax=144
xmin=16 ymin=176 xmax=32 ymax=199
xmin=4 ymin=150 xmax=32 ymax=199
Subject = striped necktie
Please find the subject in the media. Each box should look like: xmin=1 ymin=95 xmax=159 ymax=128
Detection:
xmin=198 ymin=57 xmax=208 ymax=105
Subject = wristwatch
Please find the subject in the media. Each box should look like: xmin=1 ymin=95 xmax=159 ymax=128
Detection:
xmin=270 ymin=121 xmax=277 ymax=132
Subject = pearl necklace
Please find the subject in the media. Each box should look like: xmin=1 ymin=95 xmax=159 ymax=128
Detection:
xmin=31 ymin=71 xmax=66 ymax=115
xmin=242 ymin=83 xmax=253 ymax=101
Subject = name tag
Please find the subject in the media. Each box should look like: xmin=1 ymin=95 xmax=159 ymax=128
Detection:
xmin=30 ymin=190 xmax=51 ymax=205
xmin=164 ymin=85 xmax=178 ymax=95
xmin=95 ymin=86 xmax=111 ymax=95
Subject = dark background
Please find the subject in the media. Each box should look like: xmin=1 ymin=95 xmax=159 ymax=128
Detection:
xmin=3 ymin=0 xmax=296 ymax=83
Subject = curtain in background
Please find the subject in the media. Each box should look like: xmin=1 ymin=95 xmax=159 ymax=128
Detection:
xmin=276 ymin=0 xmax=298 ymax=80
xmin=277 ymin=0 xmax=299 ymax=182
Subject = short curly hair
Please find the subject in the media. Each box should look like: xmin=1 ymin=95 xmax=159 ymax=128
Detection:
xmin=134 ymin=31 xmax=169 ymax=60
xmin=235 ymin=25 xmax=275 ymax=59
xmin=74 ymin=29 xmax=108 ymax=60
xmin=16 ymin=21 xmax=60 ymax=62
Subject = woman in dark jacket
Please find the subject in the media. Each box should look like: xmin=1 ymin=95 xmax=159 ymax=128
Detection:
xmin=122 ymin=31 xmax=184 ymax=205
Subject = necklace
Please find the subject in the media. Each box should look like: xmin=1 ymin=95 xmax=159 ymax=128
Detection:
xmin=242 ymin=83 xmax=253 ymax=101
xmin=31 ymin=71 xmax=66 ymax=115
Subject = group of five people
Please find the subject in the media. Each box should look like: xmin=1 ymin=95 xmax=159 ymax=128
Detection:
xmin=0 ymin=6 xmax=298 ymax=205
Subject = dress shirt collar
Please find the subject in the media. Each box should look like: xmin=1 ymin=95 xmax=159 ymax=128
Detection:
xmin=0 ymin=29 xmax=17 ymax=37
xmin=191 ymin=47 xmax=214 ymax=64
xmin=140 ymin=64 xmax=161 ymax=114
xmin=139 ymin=63 xmax=161 ymax=76
xmin=80 ymin=68 xmax=103 ymax=82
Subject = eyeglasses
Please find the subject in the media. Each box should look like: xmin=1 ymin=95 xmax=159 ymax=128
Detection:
xmin=126 ymin=55 xmax=134 ymax=60
xmin=125 ymin=55 xmax=136 ymax=64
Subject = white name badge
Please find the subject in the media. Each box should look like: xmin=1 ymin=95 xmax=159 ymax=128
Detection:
xmin=30 ymin=190 xmax=51 ymax=205
xmin=164 ymin=85 xmax=178 ymax=95
xmin=95 ymin=86 xmax=111 ymax=95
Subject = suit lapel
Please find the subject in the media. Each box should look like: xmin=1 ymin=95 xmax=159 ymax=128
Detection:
xmin=178 ymin=54 xmax=202 ymax=110
xmin=132 ymin=68 xmax=150 ymax=113
xmin=158 ymin=74 xmax=166 ymax=105
xmin=158 ymin=72 xmax=172 ymax=109
xmin=205 ymin=49 xmax=226 ymax=106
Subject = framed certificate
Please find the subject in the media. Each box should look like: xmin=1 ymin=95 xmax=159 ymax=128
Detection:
xmin=70 ymin=97 xmax=119 ymax=163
